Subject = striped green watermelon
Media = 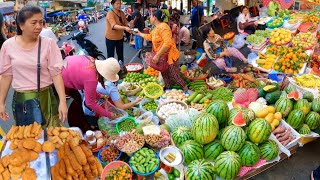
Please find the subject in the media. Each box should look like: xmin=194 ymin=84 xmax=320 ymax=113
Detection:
xmin=228 ymin=111 xmax=250 ymax=127
xmin=294 ymin=99 xmax=311 ymax=115
xmin=305 ymin=111 xmax=320 ymax=130
xmin=171 ymin=126 xmax=193 ymax=147
xmin=259 ymin=140 xmax=279 ymax=161
xmin=303 ymin=91 xmax=314 ymax=102
xmin=179 ymin=140 xmax=204 ymax=165
xmin=221 ymin=125 xmax=246 ymax=151
xmin=186 ymin=159 xmax=215 ymax=180
xmin=275 ymin=98 xmax=293 ymax=118
xmin=241 ymin=108 xmax=256 ymax=121
xmin=204 ymin=140 xmax=225 ymax=161
xmin=286 ymin=109 xmax=305 ymax=129
xmin=280 ymin=91 xmax=287 ymax=99
xmin=298 ymin=124 xmax=311 ymax=135
xmin=312 ymin=98 xmax=320 ymax=113
xmin=214 ymin=151 xmax=241 ymax=180
xmin=247 ymin=118 xmax=272 ymax=144
xmin=216 ymin=128 xmax=225 ymax=140
xmin=191 ymin=112 xmax=219 ymax=144
xmin=206 ymin=100 xmax=230 ymax=125
xmin=237 ymin=141 xmax=261 ymax=166
xmin=285 ymin=84 xmax=297 ymax=94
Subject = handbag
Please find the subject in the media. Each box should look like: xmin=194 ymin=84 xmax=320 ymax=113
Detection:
xmin=14 ymin=38 xmax=46 ymax=126
xmin=145 ymin=51 xmax=169 ymax=72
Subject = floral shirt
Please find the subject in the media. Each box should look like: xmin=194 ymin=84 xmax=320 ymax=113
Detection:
xmin=203 ymin=34 xmax=227 ymax=60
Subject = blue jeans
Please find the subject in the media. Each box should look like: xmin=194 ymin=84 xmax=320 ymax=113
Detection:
xmin=14 ymin=99 xmax=44 ymax=126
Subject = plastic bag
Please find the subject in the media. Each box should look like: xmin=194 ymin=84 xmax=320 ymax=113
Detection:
xmin=139 ymin=98 xmax=159 ymax=113
xmin=104 ymin=101 xmax=128 ymax=125
xmin=97 ymin=117 xmax=118 ymax=135
xmin=136 ymin=111 xmax=160 ymax=125
xmin=232 ymin=34 xmax=246 ymax=49
xmin=248 ymin=52 xmax=258 ymax=64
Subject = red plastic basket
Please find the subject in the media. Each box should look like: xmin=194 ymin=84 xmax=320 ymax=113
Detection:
xmin=183 ymin=69 xmax=209 ymax=81
xmin=298 ymin=22 xmax=318 ymax=33
xmin=101 ymin=161 xmax=132 ymax=180
xmin=125 ymin=63 xmax=144 ymax=73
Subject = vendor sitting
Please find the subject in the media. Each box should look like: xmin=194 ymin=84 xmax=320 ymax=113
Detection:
xmin=237 ymin=6 xmax=258 ymax=35
xmin=202 ymin=26 xmax=247 ymax=73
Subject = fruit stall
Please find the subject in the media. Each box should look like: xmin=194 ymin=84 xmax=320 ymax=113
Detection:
xmin=0 ymin=9 xmax=320 ymax=180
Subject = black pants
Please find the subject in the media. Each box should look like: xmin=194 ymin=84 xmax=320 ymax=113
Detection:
xmin=105 ymin=38 xmax=124 ymax=62
xmin=244 ymin=25 xmax=256 ymax=35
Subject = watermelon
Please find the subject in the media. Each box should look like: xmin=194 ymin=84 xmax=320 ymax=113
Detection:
xmin=237 ymin=141 xmax=261 ymax=166
xmin=204 ymin=140 xmax=225 ymax=161
xmin=298 ymin=124 xmax=311 ymax=135
xmin=305 ymin=111 xmax=320 ymax=130
xmin=286 ymin=109 xmax=305 ymax=129
xmin=228 ymin=110 xmax=250 ymax=127
xmin=259 ymin=140 xmax=279 ymax=161
xmin=216 ymin=128 xmax=225 ymax=140
xmin=285 ymin=84 xmax=297 ymax=94
xmin=171 ymin=126 xmax=193 ymax=146
xmin=275 ymin=98 xmax=293 ymax=118
xmin=294 ymin=99 xmax=311 ymax=115
xmin=241 ymin=108 xmax=256 ymax=121
xmin=312 ymin=98 xmax=320 ymax=113
xmin=179 ymin=140 xmax=204 ymax=165
xmin=206 ymin=100 xmax=230 ymax=125
xmin=186 ymin=159 xmax=215 ymax=180
xmin=287 ymin=91 xmax=299 ymax=101
xmin=191 ymin=112 xmax=219 ymax=144
xmin=247 ymin=118 xmax=272 ymax=144
xmin=214 ymin=151 xmax=241 ymax=180
xmin=303 ymin=91 xmax=314 ymax=102
xmin=221 ymin=125 xmax=246 ymax=151
xmin=280 ymin=91 xmax=288 ymax=99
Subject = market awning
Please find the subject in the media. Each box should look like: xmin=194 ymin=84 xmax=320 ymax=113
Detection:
xmin=0 ymin=2 xmax=14 ymax=15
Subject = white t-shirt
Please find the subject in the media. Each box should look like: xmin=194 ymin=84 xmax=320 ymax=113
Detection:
xmin=179 ymin=26 xmax=191 ymax=45
xmin=40 ymin=28 xmax=58 ymax=42
xmin=237 ymin=13 xmax=250 ymax=33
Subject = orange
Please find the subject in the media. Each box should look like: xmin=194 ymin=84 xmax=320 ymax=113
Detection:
xmin=274 ymin=112 xmax=282 ymax=120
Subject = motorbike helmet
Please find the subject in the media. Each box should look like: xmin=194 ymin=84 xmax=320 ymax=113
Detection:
xmin=78 ymin=20 xmax=85 ymax=28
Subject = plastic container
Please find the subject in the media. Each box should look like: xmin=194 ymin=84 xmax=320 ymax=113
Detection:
xmin=268 ymin=71 xmax=285 ymax=82
xmin=98 ymin=145 xmax=123 ymax=166
xmin=222 ymin=32 xmax=235 ymax=46
xmin=125 ymin=63 xmax=144 ymax=73
xmin=101 ymin=161 xmax=132 ymax=180
xmin=218 ymin=75 xmax=232 ymax=83
xmin=116 ymin=117 xmax=138 ymax=134
xmin=278 ymin=120 xmax=301 ymax=149
xmin=266 ymin=19 xmax=284 ymax=29
xmin=129 ymin=151 xmax=160 ymax=176
xmin=90 ymin=131 xmax=108 ymax=152
xmin=183 ymin=68 xmax=209 ymax=81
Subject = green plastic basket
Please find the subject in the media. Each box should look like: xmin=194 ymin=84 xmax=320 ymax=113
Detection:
xmin=116 ymin=117 xmax=138 ymax=134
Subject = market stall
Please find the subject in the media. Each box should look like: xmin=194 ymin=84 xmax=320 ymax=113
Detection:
xmin=0 ymin=7 xmax=320 ymax=180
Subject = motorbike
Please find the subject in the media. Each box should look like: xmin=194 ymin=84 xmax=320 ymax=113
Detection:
xmin=68 ymin=32 xmax=106 ymax=60
xmin=60 ymin=42 xmax=76 ymax=59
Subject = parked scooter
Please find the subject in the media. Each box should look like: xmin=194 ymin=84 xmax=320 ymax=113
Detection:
xmin=68 ymin=32 xmax=106 ymax=60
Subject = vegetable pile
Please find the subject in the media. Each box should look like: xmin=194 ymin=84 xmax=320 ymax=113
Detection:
xmin=130 ymin=148 xmax=160 ymax=174
xmin=100 ymin=145 xmax=120 ymax=162
xmin=116 ymin=132 xmax=145 ymax=154
xmin=163 ymin=89 xmax=189 ymax=102
xmin=118 ymin=119 xmax=137 ymax=132
xmin=106 ymin=165 xmax=131 ymax=180
xmin=145 ymin=129 xmax=171 ymax=148
xmin=157 ymin=102 xmax=187 ymax=119
xmin=142 ymin=101 xmax=158 ymax=111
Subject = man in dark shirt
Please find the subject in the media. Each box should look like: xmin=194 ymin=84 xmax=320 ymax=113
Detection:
xmin=190 ymin=0 xmax=204 ymax=27
xmin=131 ymin=3 xmax=144 ymax=49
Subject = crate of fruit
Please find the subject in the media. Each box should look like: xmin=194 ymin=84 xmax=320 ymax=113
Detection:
xmin=273 ymin=120 xmax=301 ymax=150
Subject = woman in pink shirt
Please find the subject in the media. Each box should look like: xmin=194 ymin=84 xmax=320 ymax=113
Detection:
xmin=0 ymin=6 xmax=68 ymax=126
xmin=62 ymin=55 xmax=117 ymax=119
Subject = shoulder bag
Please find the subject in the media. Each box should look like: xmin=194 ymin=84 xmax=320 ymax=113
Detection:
xmin=14 ymin=38 xmax=46 ymax=126
xmin=145 ymin=50 xmax=169 ymax=72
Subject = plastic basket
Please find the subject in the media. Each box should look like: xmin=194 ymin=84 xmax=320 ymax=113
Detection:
xmin=125 ymin=63 xmax=144 ymax=73
xmin=91 ymin=131 xmax=108 ymax=153
xmin=183 ymin=68 xmax=209 ymax=81
xmin=116 ymin=117 xmax=138 ymax=134
xmin=129 ymin=150 xmax=160 ymax=176
xmin=101 ymin=161 xmax=132 ymax=180
xmin=266 ymin=19 xmax=284 ymax=29
xmin=156 ymin=100 xmax=188 ymax=124
xmin=98 ymin=145 xmax=123 ymax=165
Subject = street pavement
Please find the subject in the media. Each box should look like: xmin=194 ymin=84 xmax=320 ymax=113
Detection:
xmin=1 ymin=17 xmax=320 ymax=180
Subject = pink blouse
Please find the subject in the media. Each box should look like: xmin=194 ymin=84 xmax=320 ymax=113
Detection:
xmin=0 ymin=37 xmax=63 ymax=91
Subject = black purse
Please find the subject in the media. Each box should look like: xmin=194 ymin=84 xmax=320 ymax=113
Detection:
xmin=14 ymin=38 xmax=46 ymax=126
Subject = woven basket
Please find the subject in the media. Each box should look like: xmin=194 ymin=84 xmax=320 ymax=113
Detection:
xmin=156 ymin=101 xmax=188 ymax=124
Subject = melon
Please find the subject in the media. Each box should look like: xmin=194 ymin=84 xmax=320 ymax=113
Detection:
xmin=214 ymin=151 xmax=241 ymax=180
xmin=275 ymin=98 xmax=293 ymax=118
xmin=247 ymin=118 xmax=272 ymax=144
xmin=186 ymin=159 xmax=215 ymax=180
xmin=303 ymin=91 xmax=314 ymax=102
xmin=179 ymin=140 xmax=204 ymax=165
xmin=285 ymin=84 xmax=297 ymax=94
xmin=312 ymin=98 xmax=320 ymax=113
xmin=298 ymin=124 xmax=311 ymax=135
xmin=228 ymin=110 xmax=250 ymax=127
xmin=191 ymin=112 xmax=219 ymax=144
xmin=286 ymin=109 xmax=305 ymax=129
xmin=206 ymin=100 xmax=230 ymax=125
xmin=221 ymin=125 xmax=246 ymax=151
xmin=237 ymin=141 xmax=261 ymax=166
xmin=305 ymin=111 xmax=320 ymax=130
xmin=294 ymin=99 xmax=311 ymax=115
xmin=203 ymin=140 xmax=225 ymax=161
xmin=287 ymin=91 xmax=299 ymax=101
xmin=259 ymin=140 xmax=279 ymax=161
xmin=171 ymin=126 xmax=193 ymax=146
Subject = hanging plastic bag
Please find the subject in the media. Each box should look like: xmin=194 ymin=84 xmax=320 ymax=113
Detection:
xmin=136 ymin=111 xmax=153 ymax=124
xmin=232 ymin=34 xmax=246 ymax=49
xmin=104 ymin=101 xmax=128 ymax=126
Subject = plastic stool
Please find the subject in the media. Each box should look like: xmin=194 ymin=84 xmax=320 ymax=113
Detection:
xmin=220 ymin=19 xmax=228 ymax=29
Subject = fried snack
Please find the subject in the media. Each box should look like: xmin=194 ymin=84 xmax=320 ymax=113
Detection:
xmin=51 ymin=165 xmax=64 ymax=180
xmin=52 ymin=129 xmax=59 ymax=136
xmin=18 ymin=126 xmax=25 ymax=139
xmin=21 ymin=168 xmax=36 ymax=180
xmin=9 ymin=142 xmax=18 ymax=150
xmin=57 ymin=146 xmax=65 ymax=159
xmin=66 ymin=174 xmax=73 ymax=180
xmin=68 ymin=151 xmax=82 ymax=171
xmin=0 ymin=162 xmax=4 ymax=173
xmin=87 ymin=156 xmax=96 ymax=166
xmin=60 ymin=127 xmax=68 ymax=131
xmin=63 ymin=156 xmax=75 ymax=176
xmin=69 ymin=140 xmax=87 ymax=165
xmin=6 ymin=126 xmax=16 ymax=140
xmin=58 ymin=160 xmax=67 ymax=179
xmin=95 ymin=157 xmax=103 ymax=175
xmin=0 ymin=174 xmax=3 ymax=180
xmin=42 ymin=141 xmax=55 ymax=153
xmin=59 ymin=132 xmax=69 ymax=139
xmin=33 ymin=142 xmax=42 ymax=153
xmin=47 ymin=127 xmax=53 ymax=136
xmin=8 ymin=163 xmax=26 ymax=174
xmin=22 ymin=138 xmax=36 ymax=150
xmin=9 ymin=153 xmax=24 ymax=166
xmin=27 ymin=150 xmax=39 ymax=162
xmin=91 ymin=166 xmax=98 ymax=177
xmin=2 ymin=168 xmax=10 ymax=180
xmin=23 ymin=125 xmax=29 ymax=138
xmin=10 ymin=173 xmax=21 ymax=180
xmin=1 ymin=155 xmax=10 ymax=168
xmin=80 ymin=144 xmax=93 ymax=157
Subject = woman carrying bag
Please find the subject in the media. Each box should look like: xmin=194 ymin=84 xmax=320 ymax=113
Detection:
xmin=0 ymin=6 xmax=68 ymax=126
xmin=136 ymin=10 xmax=187 ymax=91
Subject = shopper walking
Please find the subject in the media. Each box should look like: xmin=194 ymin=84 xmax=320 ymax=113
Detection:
xmin=0 ymin=6 xmax=67 ymax=126
xmin=105 ymin=0 xmax=132 ymax=65
xmin=136 ymin=10 xmax=187 ymax=90
xmin=0 ymin=12 xmax=7 ymax=49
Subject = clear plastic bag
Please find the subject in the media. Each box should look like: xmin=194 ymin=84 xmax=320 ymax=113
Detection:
xmin=139 ymin=98 xmax=159 ymax=113
xmin=104 ymin=101 xmax=128 ymax=125
xmin=232 ymin=34 xmax=246 ymax=49
xmin=136 ymin=111 xmax=160 ymax=125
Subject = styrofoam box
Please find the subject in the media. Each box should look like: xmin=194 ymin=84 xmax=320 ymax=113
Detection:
xmin=277 ymin=120 xmax=301 ymax=150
